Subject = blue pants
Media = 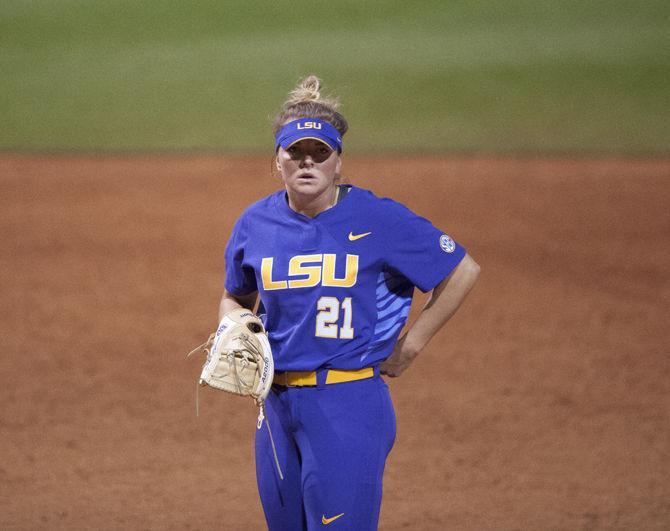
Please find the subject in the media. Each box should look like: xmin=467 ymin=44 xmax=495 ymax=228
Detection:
xmin=255 ymin=372 xmax=396 ymax=530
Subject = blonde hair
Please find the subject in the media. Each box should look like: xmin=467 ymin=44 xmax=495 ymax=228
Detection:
xmin=272 ymin=75 xmax=349 ymax=136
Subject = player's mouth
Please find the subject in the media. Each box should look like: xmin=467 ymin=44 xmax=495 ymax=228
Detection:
xmin=298 ymin=172 xmax=316 ymax=180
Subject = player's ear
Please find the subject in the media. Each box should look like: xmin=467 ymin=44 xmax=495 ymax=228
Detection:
xmin=270 ymin=156 xmax=282 ymax=180
xmin=335 ymin=155 xmax=341 ymax=174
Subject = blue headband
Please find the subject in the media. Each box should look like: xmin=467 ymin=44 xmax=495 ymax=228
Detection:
xmin=275 ymin=118 xmax=343 ymax=153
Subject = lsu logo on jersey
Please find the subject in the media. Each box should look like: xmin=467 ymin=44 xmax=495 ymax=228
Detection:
xmin=296 ymin=121 xmax=322 ymax=130
xmin=261 ymin=254 xmax=358 ymax=290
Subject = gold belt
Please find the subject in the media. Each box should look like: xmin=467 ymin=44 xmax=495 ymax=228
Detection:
xmin=273 ymin=367 xmax=374 ymax=387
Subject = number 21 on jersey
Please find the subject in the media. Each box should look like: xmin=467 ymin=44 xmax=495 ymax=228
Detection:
xmin=316 ymin=297 xmax=354 ymax=339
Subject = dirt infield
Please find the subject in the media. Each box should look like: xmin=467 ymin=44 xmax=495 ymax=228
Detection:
xmin=1 ymin=155 xmax=669 ymax=530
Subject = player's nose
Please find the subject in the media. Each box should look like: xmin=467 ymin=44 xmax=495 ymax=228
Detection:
xmin=299 ymin=154 xmax=315 ymax=167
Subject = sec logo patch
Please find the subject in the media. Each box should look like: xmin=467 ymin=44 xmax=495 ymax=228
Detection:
xmin=439 ymin=234 xmax=456 ymax=253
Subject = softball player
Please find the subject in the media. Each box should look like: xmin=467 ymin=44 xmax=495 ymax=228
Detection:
xmin=219 ymin=76 xmax=480 ymax=530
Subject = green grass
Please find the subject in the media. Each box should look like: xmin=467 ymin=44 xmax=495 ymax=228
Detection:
xmin=1 ymin=0 xmax=669 ymax=154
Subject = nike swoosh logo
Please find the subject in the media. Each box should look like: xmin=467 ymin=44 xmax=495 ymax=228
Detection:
xmin=348 ymin=231 xmax=372 ymax=241
xmin=322 ymin=513 xmax=345 ymax=525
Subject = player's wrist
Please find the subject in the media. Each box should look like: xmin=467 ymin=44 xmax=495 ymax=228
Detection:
xmin=399 ymin=335 xmax=421 ymax=360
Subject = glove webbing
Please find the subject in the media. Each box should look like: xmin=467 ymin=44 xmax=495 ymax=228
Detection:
xmin=234 ymin=334 xmax=263 ymax=395
xmin=194 ymin=334 xmax=257 ymax=414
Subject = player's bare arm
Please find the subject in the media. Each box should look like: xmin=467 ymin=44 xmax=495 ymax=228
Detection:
xmin=218 ymin=288 xmax=258 ymax=320
xmin=380 ymin=253 xmax=481 ymax=377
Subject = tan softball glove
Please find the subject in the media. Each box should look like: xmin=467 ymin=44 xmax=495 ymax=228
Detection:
xmin=188 ymin=308 xmax=274 ymax=404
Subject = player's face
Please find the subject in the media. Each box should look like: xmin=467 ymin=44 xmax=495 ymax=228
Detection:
xmin=276 ymin=139 xmax=341 ymax=198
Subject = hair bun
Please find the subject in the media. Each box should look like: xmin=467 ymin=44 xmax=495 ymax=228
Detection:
xmin=287 ymin=75 xmax=322 ymax=104
xmin=273 ymin=74 xmax=347 ymax=135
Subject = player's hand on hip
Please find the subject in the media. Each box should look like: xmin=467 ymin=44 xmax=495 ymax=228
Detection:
xmin=380 ymin=335 xmax=418 ymax=378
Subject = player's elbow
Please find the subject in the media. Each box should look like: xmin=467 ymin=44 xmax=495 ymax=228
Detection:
xmin=460 ymin=253 xmax=481 ymax=285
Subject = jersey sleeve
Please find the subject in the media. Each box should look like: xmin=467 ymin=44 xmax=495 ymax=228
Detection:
xmin=224 ymin=214 xmax=258 ymax=295
xmin=382 ymin=200 xmax=466 ymax=293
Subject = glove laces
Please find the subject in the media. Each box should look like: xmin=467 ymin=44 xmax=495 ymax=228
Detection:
xmin=256 ymin=401 xmax=284 ymax=480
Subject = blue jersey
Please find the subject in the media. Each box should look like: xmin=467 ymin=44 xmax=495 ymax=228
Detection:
xmin=224 ymin=185 xmax=466 ymax=372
